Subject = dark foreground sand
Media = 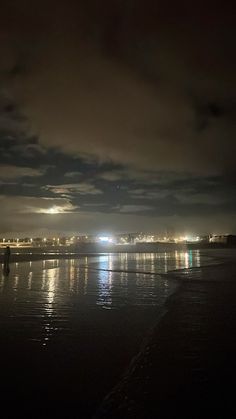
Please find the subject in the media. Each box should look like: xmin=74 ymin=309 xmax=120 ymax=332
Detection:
xmin=95 ymin=261 xmax=236 ymax=419
xmin=1 ymin=253 xmax=236 ymax=418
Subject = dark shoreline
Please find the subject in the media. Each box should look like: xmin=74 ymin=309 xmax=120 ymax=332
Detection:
xmin=94 ymin=259 xmax=236 ymax=419
xmin=0 ymin=252 xmax=178 ymax=419
xmin=1 ymin=249 xmax=236 ymax=418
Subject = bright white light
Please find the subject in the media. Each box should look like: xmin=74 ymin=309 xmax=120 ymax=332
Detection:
xmin=47 ymin=207 xmax=60 ymax=214
xmin=98 ymin=236 xmax=113 ymax=243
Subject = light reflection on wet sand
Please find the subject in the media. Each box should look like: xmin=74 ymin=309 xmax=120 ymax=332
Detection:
xmin=0 ymin=250 xmax=209 ymax=417
xmin=0 ymin=251 xmax=205 ymax=345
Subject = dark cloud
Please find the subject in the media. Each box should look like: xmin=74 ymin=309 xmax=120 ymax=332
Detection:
xmin=0 ymin=0 xmax=236 ymax=234
xmin=44 ymin=182 xmax=103 ymax=195
xmin=0 ymin=164 xmax=44 ymax=180
xmin=115 ymin=204 xmax=154 ymax=213
xmin=64 ymin=171 xmax=82 ymax=178
xmin=0 ymin=0 xmax=235 ymax=172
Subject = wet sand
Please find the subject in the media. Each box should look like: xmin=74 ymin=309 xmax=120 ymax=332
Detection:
xmin=1 ymin=250 xmax=236 ymax=418
xmin=95 ymin=260 xmax=236 ymax=418
xmin=0 ymin=255 xmax=178 ymax=418
xmin=0 ymin=251 xmax=107 ymax=265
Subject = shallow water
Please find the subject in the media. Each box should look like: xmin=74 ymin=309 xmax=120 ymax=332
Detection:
xmin=0 ymin=250 xmax=225 ymax=418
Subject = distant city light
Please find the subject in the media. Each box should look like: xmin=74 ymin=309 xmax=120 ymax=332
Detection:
xmin=0 ymin=232 xmax=234 ymax=249
xmin=98 ymin=236 xmax=113 ymax=243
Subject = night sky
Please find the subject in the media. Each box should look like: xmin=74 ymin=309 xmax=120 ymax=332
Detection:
xmin=0 ymin=1 xmax=235 ymax=236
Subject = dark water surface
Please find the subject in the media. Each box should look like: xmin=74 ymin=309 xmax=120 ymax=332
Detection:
xmin=0 ymin=251 xmax=220 ymax=418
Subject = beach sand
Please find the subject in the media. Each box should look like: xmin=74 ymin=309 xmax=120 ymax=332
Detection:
xmin=95 ymin=261 xmax=236 ymax=418
xmin=0 ymin=251 xmax=105 ymax=265
xmin=0 ymin=254 xmax=176 ymax=418
xmin=1 ymin=251 xmax=236 ymax=418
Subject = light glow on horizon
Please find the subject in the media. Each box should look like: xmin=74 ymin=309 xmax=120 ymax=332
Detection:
xmin=98 ymin=236 xmax=113 ymax=243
